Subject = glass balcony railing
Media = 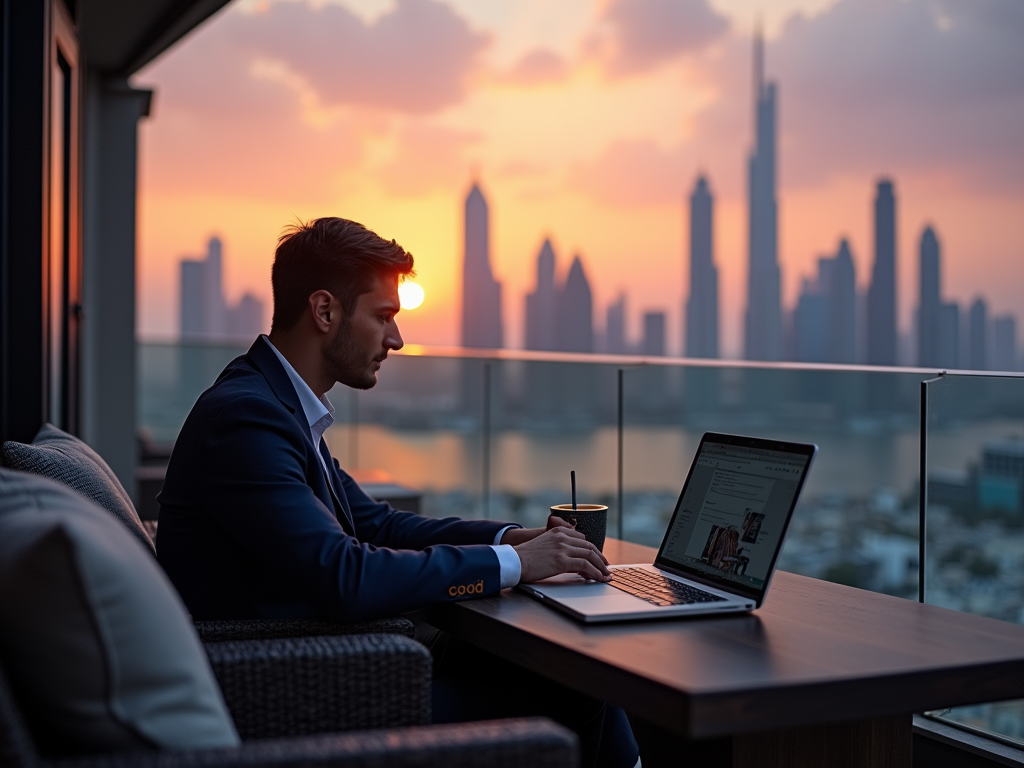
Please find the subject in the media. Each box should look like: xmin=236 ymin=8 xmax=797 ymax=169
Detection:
xmin=138 ymin=340 xmax=1024 ymax=743
xmin=920 ymin=373 xmax=1024 ymax=747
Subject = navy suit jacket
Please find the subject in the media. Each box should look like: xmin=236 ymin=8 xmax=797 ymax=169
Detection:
xmin=157 ymin=336 xmax=509 ymax=621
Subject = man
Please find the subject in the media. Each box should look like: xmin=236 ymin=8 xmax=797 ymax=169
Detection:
xmin=158 ymin=218 xmax=637 ymax=768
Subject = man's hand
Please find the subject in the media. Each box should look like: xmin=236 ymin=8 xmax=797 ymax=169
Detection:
xmin=513 ymin=526 xmax=611 ymax=584
xmin=499 ymin=515 xmax=575 ymax=546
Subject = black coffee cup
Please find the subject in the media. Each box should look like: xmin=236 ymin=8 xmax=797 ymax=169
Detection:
xmin=549 ymin=504 xmax=608 ymax=552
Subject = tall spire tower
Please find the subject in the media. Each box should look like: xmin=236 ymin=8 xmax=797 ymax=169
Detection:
xmin=460 ymin=181 xmax=503 ymax=348
xmin=744 ymin=23 xmax=782 ymax=361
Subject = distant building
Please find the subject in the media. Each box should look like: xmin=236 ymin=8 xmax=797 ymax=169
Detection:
xmin=978 ymin=439 xmax=1024 ymax=513
xmin=939 ymin=301 xmax=961 ymax=369
xmin=828 ymin=239 xmax=857 ymax=363
xmin=686 ymin=176 xmax=718 ymax=359
xmin=605 ymin=293 xmax=629 ymax=354
xmin=791 ymin=239 xmax=857 ymax=364
xmin=967 ymin=298 xmax=988 ymax=370
xmin=228 ymin=293 xmax=265 ymax=340
xmin=792 ymin=279 xmax=829 ymax=363
xmin=179 ymin=236 xmax=263 ymax=341
xmin=867 ymin=180 xmax=897 ymax=365
xmin=555 ymin=255 xmax=593 ymax=353
xmin=744 ymin=27 xmax=783 ymax=361
xmin=917 ymin=225 xmax=941 ymax=367
xmin=641 ymin=312 xmax=666 ymax=357
xmin=461 ymin=182 xmax=503 ymax=349
xmin=991 ymin=315 xmax=1018 ymax=371
xmin=524 ymin=238 xmax=557 ymax=351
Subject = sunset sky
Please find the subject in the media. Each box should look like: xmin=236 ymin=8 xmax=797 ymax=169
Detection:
xmin=135 ymin=0 xmax=1024 ymax=358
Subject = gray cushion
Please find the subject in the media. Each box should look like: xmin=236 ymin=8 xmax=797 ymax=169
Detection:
xmin=1 ymin=423 xmax=154 ymax=554
xmin=0 ymin=468 xmax=240 ymax=756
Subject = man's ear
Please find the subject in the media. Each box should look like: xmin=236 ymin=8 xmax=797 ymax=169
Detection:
xmin=309 ymin=290 xmax=335 ymax=334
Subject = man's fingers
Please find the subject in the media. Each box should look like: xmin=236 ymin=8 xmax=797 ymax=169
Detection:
xmin=556 ymin=539 xmax=610 ymax=577
xmin=567 ymin=556 xmax=611 ymax=582
xmin=546 ymin=515 xmax=575 ymax=530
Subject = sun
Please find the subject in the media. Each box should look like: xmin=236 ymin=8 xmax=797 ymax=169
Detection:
xmin=398 ymin=280 xmax=425 ymax=311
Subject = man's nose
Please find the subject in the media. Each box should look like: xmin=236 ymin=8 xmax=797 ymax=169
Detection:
xmin=386 ymin=319 xmax=404 ymax=351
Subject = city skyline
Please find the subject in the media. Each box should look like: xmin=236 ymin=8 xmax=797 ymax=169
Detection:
xmin=139 ymin=0 xmax=1024 ymax=361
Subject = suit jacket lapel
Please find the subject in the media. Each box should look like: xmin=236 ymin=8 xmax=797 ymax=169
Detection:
xmin=247 ymin=336 xmax=356 ymax=535
xmin=319 ymin=440 xmax=355 ymax=533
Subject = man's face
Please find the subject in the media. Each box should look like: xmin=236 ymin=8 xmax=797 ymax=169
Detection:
xmin=327 ymin=273 xmax=404 ymax=390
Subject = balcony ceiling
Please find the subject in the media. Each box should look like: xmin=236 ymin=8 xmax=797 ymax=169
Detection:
xmin=80 ymin=0 xmax=232 ymax=75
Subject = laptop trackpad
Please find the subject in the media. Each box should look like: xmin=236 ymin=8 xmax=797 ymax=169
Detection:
xmin=527 ymin=576 xmax=659 ymax=611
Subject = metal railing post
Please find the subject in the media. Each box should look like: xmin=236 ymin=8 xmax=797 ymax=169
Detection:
xmin=483 ymin=361 xmax=491 ymax=519
xmin=618 ymin=367 xmax=624 ymax=541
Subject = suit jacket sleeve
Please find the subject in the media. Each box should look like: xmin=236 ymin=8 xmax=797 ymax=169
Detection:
xmin=193 ymin=393 xmax=505 ymax=621
xmin=336 ymin=461 xmax=513 ymax=549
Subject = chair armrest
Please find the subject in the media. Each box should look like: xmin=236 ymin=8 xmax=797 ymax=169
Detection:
xmin=193 ymin=617 xmax=415 ymax=643
xmin=52 ymin=718 xmax=578 ymax=768
xmin=205 ymin=634 xmax=430 ymax=738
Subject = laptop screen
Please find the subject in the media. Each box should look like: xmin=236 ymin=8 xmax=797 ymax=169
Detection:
xmin=655 ymin=433 xmax=815 ymax=602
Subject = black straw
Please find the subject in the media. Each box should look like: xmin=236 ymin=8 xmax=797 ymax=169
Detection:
xmin=571 ymin=470 xmax=577 ymax=511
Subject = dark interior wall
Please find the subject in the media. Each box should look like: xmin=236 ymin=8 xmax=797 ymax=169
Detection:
xmin=0 ymin=1 xmax=48 ymax=443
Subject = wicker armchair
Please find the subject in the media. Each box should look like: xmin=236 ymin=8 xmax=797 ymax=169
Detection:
xmin=0 ymin=633 xmax=579 ymax=768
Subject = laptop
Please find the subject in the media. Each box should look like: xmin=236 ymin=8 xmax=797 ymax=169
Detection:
xmin=518 ymin=432 xmax=817 ymax=623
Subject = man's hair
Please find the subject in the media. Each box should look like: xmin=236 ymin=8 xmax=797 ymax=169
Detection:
xmin=271 ymin=217 xmax=415 ymax=332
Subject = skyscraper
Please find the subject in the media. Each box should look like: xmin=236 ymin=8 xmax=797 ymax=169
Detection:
xmin=968 ymin=298 xmax=988 ymax=370
xmin=181 ymin=237 xmax=225 ymax=340
xmin=228 ymin=293 xmax=265 ymax=340
xmin=641 ymin=312 xmax=666 ymax=357
xmin=555 ymin=255 xmax=593 ymax=353
xmin=828 ymin=239 xmax=857 ymax=363
xmin=180 ymin=236 xmax=264 ymax=342
xmin=460 ymin=182 xmax=503 ymax=349
xmin=991 ymin=316 xmax=1018 ymax=371
xmin=744 ymin=28 xmax=782 ymax=361
xmin=790 ymin=240 xmax=856 ymax=364
xmin=686 ymin=175 xmax=719 ymax=359
xmin=605 ymin=293 xmax=628 ymax=354
xmin=939 ymin=302 xmax=961 ymax=369
xmin=524 ymin=238 xmax=557 ymax=351
xmin=867 ymin=180 xmax=897 ymax=365
xmin=917 ymin=225 xmax=941 ymax=367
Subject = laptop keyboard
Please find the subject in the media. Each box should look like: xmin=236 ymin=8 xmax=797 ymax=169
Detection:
xmin=609 ymin=567 xmax=728 ymax=607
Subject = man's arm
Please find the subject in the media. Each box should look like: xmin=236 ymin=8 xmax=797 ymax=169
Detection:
xmin=338 ymin=465 xmax=610 ymax=584
xmin=337 ymin=465 xmax=511 ymax=548
xmin=176 ymin=394 xmax=506 ymax=621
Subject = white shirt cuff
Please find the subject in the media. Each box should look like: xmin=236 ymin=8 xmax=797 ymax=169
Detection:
xmin=492 ymin=524 xmax=520 ymax=545
xmin=489 ymin=544 xmax=522 ymax=589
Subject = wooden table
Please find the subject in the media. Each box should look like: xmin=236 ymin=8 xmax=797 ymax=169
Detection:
xmin=425 ymin=539 xmax=1024 ymax=768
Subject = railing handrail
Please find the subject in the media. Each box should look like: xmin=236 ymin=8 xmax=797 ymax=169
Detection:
xmin=138 ymin=337 xmax=1024 ymax=379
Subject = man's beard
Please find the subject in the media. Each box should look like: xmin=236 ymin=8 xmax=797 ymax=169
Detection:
xmin=327 ymin=320 xmax=382 ymax=390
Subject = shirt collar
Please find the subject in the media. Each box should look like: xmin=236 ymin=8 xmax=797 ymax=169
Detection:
xmin=263 ymin=335 xmax=335 ymax=432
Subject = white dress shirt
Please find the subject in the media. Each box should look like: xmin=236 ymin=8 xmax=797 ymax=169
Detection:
xmin=263 ymin=336 xmax=522 ymax=587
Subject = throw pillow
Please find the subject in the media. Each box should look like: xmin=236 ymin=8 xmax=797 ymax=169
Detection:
xmin=0 ymin=468 xmax=240 ymax=756
xmin=1 ymin=423 xmax=154 ymax=554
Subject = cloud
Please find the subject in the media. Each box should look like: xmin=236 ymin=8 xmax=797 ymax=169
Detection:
xmin=135 ymin=0 xmax=490 ymax=202
xmin=136 ymin=12 xmax=355 ymax=203
xmin=232 ymin=0 xmax=489 ymax=114
xmin=567 ymin=139 xmax=689 ymax=207
xmin=765 ymin=0 xmax=1024 ymax=190
xmin=375 ymin=123 xmax=481 ymax=196
xmin=499 ymin=48 xmax=569 ymax=86
xmin=586 ymin=0 xmax=730 ymax=77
